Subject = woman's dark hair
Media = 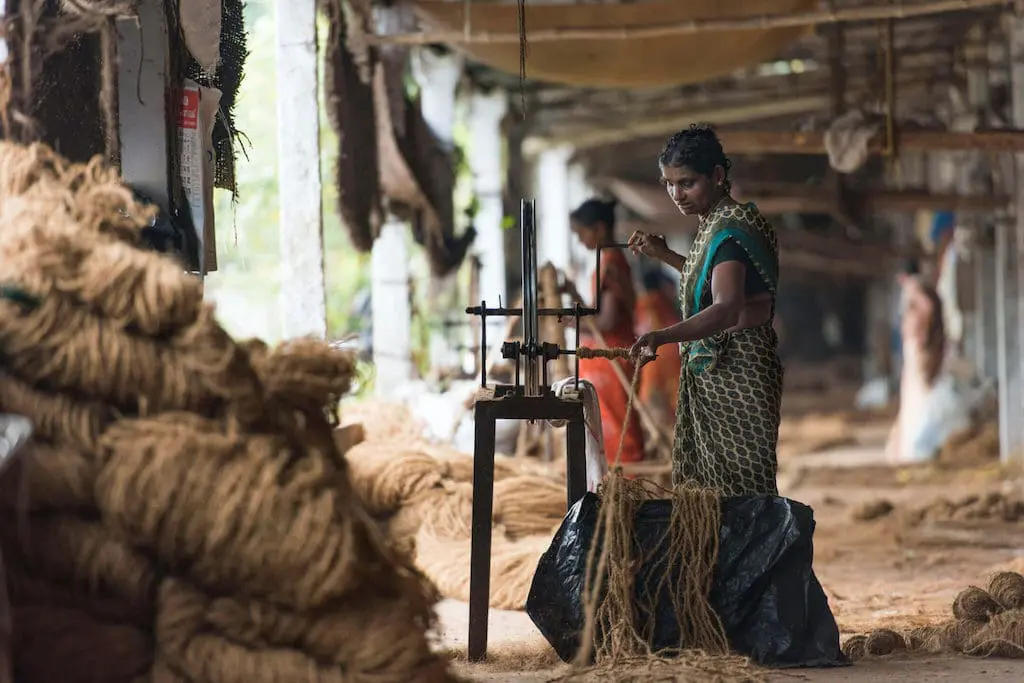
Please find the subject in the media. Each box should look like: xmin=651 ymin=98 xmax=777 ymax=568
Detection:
xmin=658 ymin=123 xmax=732 ymax=194
xmin=570 ymin=198 xmax=617 ymax=232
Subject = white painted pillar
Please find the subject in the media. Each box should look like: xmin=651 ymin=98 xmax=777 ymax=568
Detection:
xmin=535 ymin=145 xmax=574 ymax=272
xmin=1003 ymin=15 xmax=1024 ymax=464
xmin=382 ymin=47 xmax=461 ymax=380
xmin=116 ymin=0 xmax=171 ymax=210
xmin=468 ymin=88 xmax=508 ymax=307
xmin=467 ymin=87 xmax=508 ymax=368
xmin=410 ymin=47 xmax=463 ymax=149
xmin=566 ymin=160 xmax=594 ymax=287
xmin=372 ymin=217 xmax=414 ymax=395
xmin=275 ymin=0 xmax=326 ymax=338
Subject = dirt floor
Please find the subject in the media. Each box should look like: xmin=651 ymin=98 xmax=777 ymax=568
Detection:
xmin=436 ymin=389 xmax=1024 ymax=682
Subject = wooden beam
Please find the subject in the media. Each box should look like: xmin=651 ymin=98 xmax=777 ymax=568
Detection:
xmin=716 ymin=128 xmax=1024 ymax=155
xmin=369 ymin=0 xmax=1007 ymax=46
xmin=523 ymin=95 xmax=831 ymax=155
xmin=865 ymin=190 xmax=1010 ymax=212
xmin=528 ymin=79 xmax=947 ymax=153
xmin=604 ymin=177 xmax=1010 ymax=221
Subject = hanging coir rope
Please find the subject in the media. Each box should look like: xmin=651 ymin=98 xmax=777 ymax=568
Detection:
xmin=566 ymin=344 xmax=763 ymax=681
xmin=516 ymin=0 xmax=528 ymax=117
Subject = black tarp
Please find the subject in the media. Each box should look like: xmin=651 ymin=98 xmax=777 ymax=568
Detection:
xmin=526 ymin=492 xmax=848 ymax=669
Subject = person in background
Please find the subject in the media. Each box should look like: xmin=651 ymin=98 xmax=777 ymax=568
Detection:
xmin=634 ymin=266 xmax=683 ymax=430
xmin=569 ymin=198 xmax=645 ymax=464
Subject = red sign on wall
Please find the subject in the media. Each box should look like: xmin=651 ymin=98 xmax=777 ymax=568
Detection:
xmin=179 ymin=89 xmax=199 ymax=130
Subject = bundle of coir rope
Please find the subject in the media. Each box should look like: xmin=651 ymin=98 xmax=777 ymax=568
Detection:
xmin=344 ymin=431 xmax=568 ymax=610
xmin=844 ymin=570 xmax=1024 ymax=661
xmin=0 ymin=142 xmax=456 ymax=683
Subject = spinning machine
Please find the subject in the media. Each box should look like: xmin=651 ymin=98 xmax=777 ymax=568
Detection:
xmin=464 ymin=199 xmax=627 ymax=661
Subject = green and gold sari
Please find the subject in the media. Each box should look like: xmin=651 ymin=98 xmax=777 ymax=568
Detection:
xmin=672 ymin=201 xmax=782 ymax=497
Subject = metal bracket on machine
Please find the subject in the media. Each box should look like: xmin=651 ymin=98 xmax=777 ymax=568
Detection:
xmin=465 ymin=198 xmax=628 ymax=396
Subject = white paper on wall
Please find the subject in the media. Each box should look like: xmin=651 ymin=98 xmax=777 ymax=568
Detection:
xmin=178 ymin=79 xmax=222 ymax=273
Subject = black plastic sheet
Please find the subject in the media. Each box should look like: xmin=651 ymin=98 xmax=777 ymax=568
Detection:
xmin=526 ymin=492 xmax=848 ymax=668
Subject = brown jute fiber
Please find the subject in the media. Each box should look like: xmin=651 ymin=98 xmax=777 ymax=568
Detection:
xmin=0 ymin=441 xmax=96 ymax=512
xmin=155 ymin=578 xmax=450 ymax=683
xmin=243 ymin=337 xmax=357 ymax=426
xmin=0 ymin=218 xmax=203 ymax=336
xmin=342 ymin=436 xmax=568 ymax=608
xmin=0 ymin=369 xmax=113 ymax=451
xmin=0 ymin=514 xmax=159 ymax=621
xmin=414 ymin=527 xmax=553 ymax=611
xmin=96 ymin=412 xmax=381 ymax=611
xmin=0 ymin=140 xmax=457 ymax=683
xmin=13 ymin=603 xmax=153 ymax=683
xmin=845 ymin=571 xmax=1024 ymax=661
xmin=989 ymin=571 xmax=1024 ymax=611
xmin=953 ymin=586 xmax=1002 ymax=623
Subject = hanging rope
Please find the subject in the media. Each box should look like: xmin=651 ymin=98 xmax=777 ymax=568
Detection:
xmin=516 ymin=0 xmax=528 ymax=118
xmin=566 ymin=342 xmax=756 ymax=680
xmin=576 ymin=346 xmax=631 ymax=361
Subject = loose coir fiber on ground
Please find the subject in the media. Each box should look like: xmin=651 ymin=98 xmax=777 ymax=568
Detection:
xmin=0 ymin=142 xmax=457 ymax=683
xmin=843 ymin=571 xmax=1024 ymax=661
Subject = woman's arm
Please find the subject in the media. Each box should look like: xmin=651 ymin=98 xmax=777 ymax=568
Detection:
xmin=628 ymin=231 xmax=686 ymax=272
xmin=655 ymin=247 xmax=686 ymax=272
xmin=631 ymin=261 xmax=745 ymax=356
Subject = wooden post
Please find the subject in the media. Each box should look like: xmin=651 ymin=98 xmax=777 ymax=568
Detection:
xmin=276 ymin=0 xmax=327 ymax=338
xmin=1001 ymin=15 xmax=1024 ymax=465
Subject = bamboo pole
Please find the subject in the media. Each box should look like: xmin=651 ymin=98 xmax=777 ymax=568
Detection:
xmin=367 ymin=0 xmax=1008 ymax=46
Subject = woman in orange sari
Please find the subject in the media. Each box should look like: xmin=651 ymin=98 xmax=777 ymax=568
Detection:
xmin=569 ymin=199 xmax=644 ymax=464
xmin=635 ymin=267 xmax=683 ymax=429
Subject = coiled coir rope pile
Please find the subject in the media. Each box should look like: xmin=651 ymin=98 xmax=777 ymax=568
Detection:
xmin=843 ymin=570 xmax=1024 ymax=661
xmin=342 ymin=429 xmax=569 ymax=610
xmin=0 ymin=142 xmax=456 ymax=683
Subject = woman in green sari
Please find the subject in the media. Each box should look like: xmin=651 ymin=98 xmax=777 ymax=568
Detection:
xmin=628 ymin=124 xmax=781 ymax=497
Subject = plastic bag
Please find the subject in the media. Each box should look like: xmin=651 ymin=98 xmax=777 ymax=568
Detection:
xmin=526 ymin=492 xmax=847 ymax=668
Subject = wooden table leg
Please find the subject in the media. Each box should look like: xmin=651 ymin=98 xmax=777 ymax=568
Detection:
xmin=468 ymin=403 xmax=496 ymax=662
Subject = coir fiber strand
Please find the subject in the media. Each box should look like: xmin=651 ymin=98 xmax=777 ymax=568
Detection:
xmin=567 ymin=353 xmax=763 ymax=682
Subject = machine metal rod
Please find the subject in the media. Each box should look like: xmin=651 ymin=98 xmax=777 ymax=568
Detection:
xmin=520 ymin=199 xmax=542 ymax=396
xmin=465 ymin=305 xmax=599 ymax=317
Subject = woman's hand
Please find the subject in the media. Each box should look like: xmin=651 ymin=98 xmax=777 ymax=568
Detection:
xmin=631 ymin=330 xmax=664 ymax=366
xmin=627 ymin=231 xmax=669 ymax=259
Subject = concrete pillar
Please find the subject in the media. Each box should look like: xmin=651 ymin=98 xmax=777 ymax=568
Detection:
xmin=410 ymin=47 xmax=462 ymax=150
xmin=467 ymin=87 xmax=508 ymax=311
xmin=276 ymin=0 xmax=327 ymax=339
xmin=535 ymin=145 xmax=574 ymax=272
xmin=373 ymin=47 xmax=462 ymax=384
xmin=565 ymin=160 xmax=594 ymax=288
xmin=372 ymin=217 xmax=413 ymax=395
